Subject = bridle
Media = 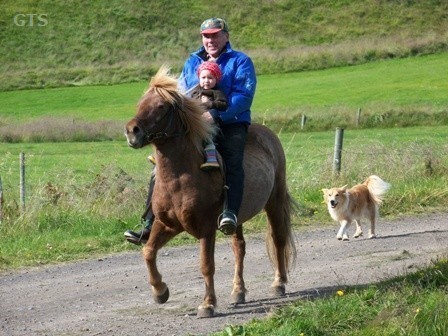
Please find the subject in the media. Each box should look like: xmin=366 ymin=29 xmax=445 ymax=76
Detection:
xmin=132 ymin=102 xmax=187 ymax=143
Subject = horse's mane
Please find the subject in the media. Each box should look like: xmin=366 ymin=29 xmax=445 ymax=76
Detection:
xmin=145 ymin=65 xmax=215 ymax=153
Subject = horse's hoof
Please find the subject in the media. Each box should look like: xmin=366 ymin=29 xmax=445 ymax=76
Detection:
xmin=152 ymin=285 xmax=169 ymax=304
xmin=231 ymin=291 xmax=246 ymax=304
xmin=197 ymin=304 xmax=215 ymax=318
xmin=271 ymin=284 xmax=286 ymax=297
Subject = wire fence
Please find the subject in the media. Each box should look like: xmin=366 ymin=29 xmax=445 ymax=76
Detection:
xmin=1 ymin=128 xmax=447 ymax=222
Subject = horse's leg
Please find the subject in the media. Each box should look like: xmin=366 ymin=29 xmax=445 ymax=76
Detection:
xmin=143 ymin=222 xmax=178 ymax=304
xmin=265 ymin=203 xmax=290 ymax=297
xmin=197 ymin=232 xmax=217 ymax=318
xmin=230 ymin=225 xmax=246 ymax=304
xmin=267 ymin=219 xmax=287 ymax=296
xmin=263 ymin=186 xmax=298 ymax=297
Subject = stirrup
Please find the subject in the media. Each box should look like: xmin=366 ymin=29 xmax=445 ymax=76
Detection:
xmin=124 ymin=217 xmax=153 ymax=245
xmin=124 ymin=227 xmax=150 ymax=245
xmin=218 ymin=210 xmax=237 ymax=235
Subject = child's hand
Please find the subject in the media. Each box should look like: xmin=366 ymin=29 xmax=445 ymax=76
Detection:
xmin=201 ymin=95 xmax=210 ymax=104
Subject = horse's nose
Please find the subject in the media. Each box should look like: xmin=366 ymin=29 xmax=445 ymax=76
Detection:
xmin=132 ymin=125 xmax=141 ymax=134
xmin=125 ymin=124 xmax=141 ymax=136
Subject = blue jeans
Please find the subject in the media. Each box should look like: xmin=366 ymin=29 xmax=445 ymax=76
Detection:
xmin=214 ymin=123 xmax=248 ymax=216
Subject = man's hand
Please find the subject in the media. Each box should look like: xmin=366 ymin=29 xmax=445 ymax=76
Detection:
xmin=202 ymin=111 xmax=214 ymax=123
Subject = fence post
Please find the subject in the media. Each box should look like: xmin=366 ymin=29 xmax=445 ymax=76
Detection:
xmin=301 ymin=114 xmax=307 ymax=130
xmin=0 ymin=176 xmax=3 ymax=224
xmin=333 ymin=128 xmax=344 ymax=176
xmin=20 ymin=152 xmax=25 ymax=214
xmin=356 ymin=108 xmax=362 ymax=127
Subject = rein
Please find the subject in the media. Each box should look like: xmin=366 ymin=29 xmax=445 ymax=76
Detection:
xmin=134 ymin=103 xmax=187 ymax=143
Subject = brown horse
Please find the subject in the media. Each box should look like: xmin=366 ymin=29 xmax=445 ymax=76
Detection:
xmin=124 ymin=66 xmax=297 ymax=318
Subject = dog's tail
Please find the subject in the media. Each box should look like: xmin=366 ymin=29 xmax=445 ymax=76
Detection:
xmin=364 ymin=175 xmax=391 ymax=204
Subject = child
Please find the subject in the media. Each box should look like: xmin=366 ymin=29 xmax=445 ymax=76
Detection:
xmin=191 ymin=61 xmax=227 ymax=170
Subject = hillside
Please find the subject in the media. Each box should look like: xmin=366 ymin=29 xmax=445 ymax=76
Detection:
xmin=1 ymin=0 xmax=447 ymax=91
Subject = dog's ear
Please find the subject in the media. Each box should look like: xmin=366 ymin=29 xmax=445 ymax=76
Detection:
xmin=340 ymin=184 xmax=348 ymax=192
xmin=322 ymin=188 xmax=328 ymax=194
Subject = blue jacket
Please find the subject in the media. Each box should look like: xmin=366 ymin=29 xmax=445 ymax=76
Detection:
xmin=179 ymin=42 xmax=257 ymax=125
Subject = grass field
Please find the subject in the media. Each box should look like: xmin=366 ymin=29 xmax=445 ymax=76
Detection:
xmin=1 ymin=125 xmax=447 ymax=209
xmin=212 ymin=259 xmax=448 ymax=336
xmin=1 ymin=0 xmax=447 ymax=90
xmin=1 ymin=51 xmax=448 ymax=270
xmin=1 ymin=1 xmax=447 ymax=333
xmin=1 ymin=126 xmax=447 ymax=333
xmin=2 ymin=53 xmax=448 ymax=120
xmin=256 ymin=53 xmax=448 ymax=111
xmin=1 ymin=53 xmax=447 ymax=139
xmin=1 ymin=125 xmax=447 ymax=269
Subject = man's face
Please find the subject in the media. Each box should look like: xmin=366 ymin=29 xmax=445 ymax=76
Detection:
xmin=201 ymin=31 xmax=229 ymax=58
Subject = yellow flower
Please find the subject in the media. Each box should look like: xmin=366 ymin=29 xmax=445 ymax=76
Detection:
xmin=336 ymin=290 xmax=344 ymax=296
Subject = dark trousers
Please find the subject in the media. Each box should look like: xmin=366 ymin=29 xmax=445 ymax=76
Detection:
xmin=143 ymin=169 xmax=155 ymax=224
xmin=214 ymin=123 xmax=248 ymax=216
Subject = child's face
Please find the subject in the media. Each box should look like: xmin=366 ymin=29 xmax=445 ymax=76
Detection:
xmin=199 ymin=69 xmax=217 ymax=90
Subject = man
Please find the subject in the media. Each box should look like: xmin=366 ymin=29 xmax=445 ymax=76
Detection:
xmin=124 ymin=17 xmax=257 ymax=244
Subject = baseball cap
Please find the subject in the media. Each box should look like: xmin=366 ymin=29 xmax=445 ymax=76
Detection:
xmin=200 ymin=18 xmax=228 ymax=34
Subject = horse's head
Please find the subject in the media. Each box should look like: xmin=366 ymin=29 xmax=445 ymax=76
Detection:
xmin=125 ymin=89 xmax=177 ymax=149
xmin=124 ymin=66 xmax=185 ymax=149
xmin=125 ymin=66 xmax=215 ymax=152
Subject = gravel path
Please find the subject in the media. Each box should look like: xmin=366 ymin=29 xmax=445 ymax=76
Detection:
xmin=1 ymin=212 xmax=447 ymax=336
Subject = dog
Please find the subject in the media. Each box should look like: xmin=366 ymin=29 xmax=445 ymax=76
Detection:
xmin=322 ymin=175 xmax=390 ymax=241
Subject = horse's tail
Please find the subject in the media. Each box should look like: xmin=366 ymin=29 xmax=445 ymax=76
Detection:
xmin=265 ymin=189 xmax=298 ymax=274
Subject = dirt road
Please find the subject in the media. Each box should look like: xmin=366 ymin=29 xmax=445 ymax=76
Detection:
xmin=1 ymin=212 xmax=447 ymax=336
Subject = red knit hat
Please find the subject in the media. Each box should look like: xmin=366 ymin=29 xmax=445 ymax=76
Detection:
xmin=197 ymin=61 xmax=223 ymax=83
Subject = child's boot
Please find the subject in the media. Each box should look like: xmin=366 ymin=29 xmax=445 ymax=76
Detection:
xmin=200 ymin=144 xmax=220 ymax=171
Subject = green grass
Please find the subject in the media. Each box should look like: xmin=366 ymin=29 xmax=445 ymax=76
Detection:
xmin=1 ymin=0 xmax=447 ymax=90
xmin=0 ymin=48 xmax=447 ymax=272
xmin=213 ymin=258 xmax=448 ymax=336
xmin=0 ymin=82 xmax=147 ymax=123
xmin=256 ymin=53 xmax=448 ymax=110
xmin=1 ymin=1 xmax=447 ymax=332
xmin=1 ymin=126 xmax=447 ymax=269
xmin=1 ymin=53 xmax=447 ymax=139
